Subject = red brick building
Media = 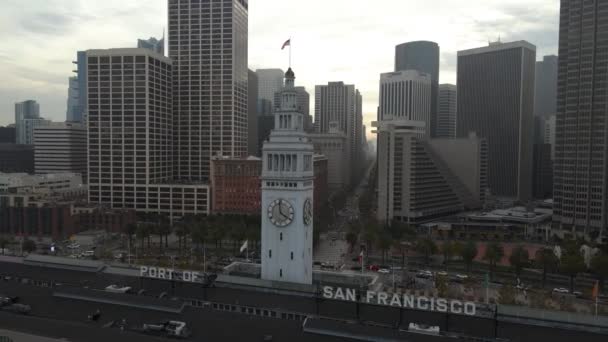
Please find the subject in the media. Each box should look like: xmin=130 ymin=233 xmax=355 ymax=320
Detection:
xmin=211 ymin=155 xmax=329 ymax=216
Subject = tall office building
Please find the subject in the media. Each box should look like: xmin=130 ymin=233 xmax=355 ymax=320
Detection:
xmin=457 ymin=41 xmax=536 ymax=201
xmin=15 ymin=100 xmax=40 ymax=120
xmin=68 ymin=51 xmax=87 ymax=124
xmin=544 ymin=115 xmax=556 ymax=160
xmin=315 ymin=82 xmax=364 ymax=186
xmin=437 ymin=84 xmax=457 ymax=138
xmin=554 ymin=0 xmax=608 ymax=239
xmin=256 ymin=68 xmax=284 ymax=115
xmin=138 ymin=37 xmax=165 ymax=55
xmin=86 ymin=48 xmax=210 ymax=217
xmin=15 ymin=100 xmax=49 ymax=145
xmin=169 ymin=0 xmax=249 ymax=182
xmin=248 ymin=69 xmax=259 ymax=156
xmin=34 ymin=122 xmax=87 ymax=181
xmin=395 ymin=41 xmax=440 ymax=137
xmin=66 ymin=77 xmax=80 ymax=122
xmin=534 ymin=55 xmax=558 ymax=118
xmin=378 ymin=70 xmax=432 ymax=137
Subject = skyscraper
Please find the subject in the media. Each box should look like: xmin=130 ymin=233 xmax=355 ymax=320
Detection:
xmin=554 ymin=0 xmax=608 ymax=239
xmin=395 ymin=41 xmax=440 ymax=137
xmin=315 ymin=82 xmax=363 ymax=186
xmin=169 ymin=0 xmax=248 ymax=182
xmin=15 ymin=100 xmax=50 ymax=145
xmin=534 ymin=55 xmax=558 ymax=118
xmin=138 ymin=37 xmax=165 ymax=55
xmin=437 ymin=84 xmax=457 ymax=138
xmin=86 ymin=48 xmax=210 ymax=217
xmin=34 ymin=122 xmax=87 ymax=182
xmin=248 ymin=69 xmax=259 ymax=156
xmin=256 ymin=68 xmax=284 ymax=115
xmin=378 ymin=70 xmax=432 ymax=137
xmin=67 ymin=51 xmax=87 ymax=124
xmin=457 ymin=41 xmax=536 ymax=201
xmin=66 ymin=76 xmax=80 ymax=122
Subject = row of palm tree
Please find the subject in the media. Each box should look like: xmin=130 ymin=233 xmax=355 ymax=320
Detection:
xmin=123 ymin=213 xmax=262 ymax=258
xmin=348 ymin=220 xmax=608 ymax=292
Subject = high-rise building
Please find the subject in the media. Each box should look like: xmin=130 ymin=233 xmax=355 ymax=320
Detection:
xmin=68 ymin=51 xmax=87 ymax=124
xmin=379 ymin=70 xmax=431 ymax=137
xmin=533 ymin=143 xmax=553 ymax=200
xmin=138 ymin=37 xmax=165 ymax=55
xmin=395 ymin=41 xmax=440 ymax=137
xmin=457 ymin=41 xmax=536 ymax=201
xmin=261 ymin=68 xmax=314 ymax=285
xmin=315 ymin=82 xmax=363 ymax=186
xmin=15 ymin=100 xmax=50 ymax=145
xmin=248 ymin=69 xmax=259 ymax=156
xmin=34 ymin=122 xmax=87 ymax=181
xmin=374 ymin=120 xmax=487 ymax=224
xmin=534 ymin=55 xmax=558 ymax=118
xmin=86 ymin=48 xmax=209 ymax=218
xmin=0 ymin=126 xmax=16 ymax=143
xmin=437 ymin=84 xmax=457 ymax=138
xmin=256 ymin=68 xmax=284 ymax=115
xmin=169 ymin=0 xmax=248 ymax=182
xmin=553 ymin=0 xmax=608 ymax=239
xmin=66 ymin=77 xmax=81 ymax=122
xmin=544 ymin=115 xmax=556 ymax=160
xmin=15 ymin=100 xmax=40 ymax=120
xmin=310 ymin=128 xmax=349 ymax=192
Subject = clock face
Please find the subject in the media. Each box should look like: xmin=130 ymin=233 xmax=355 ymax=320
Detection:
xmin=267 ymin=199 xmax=294 ymax=227
xmin=303 ymin=199 xmax=313 ymax=226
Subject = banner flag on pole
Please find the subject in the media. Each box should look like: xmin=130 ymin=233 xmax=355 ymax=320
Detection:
xmin=281 ymin=39 xmax=291 ymax=50
xmin=240 ymin=241 xmax=248 ymax=253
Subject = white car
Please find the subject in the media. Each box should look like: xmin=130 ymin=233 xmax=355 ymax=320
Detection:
xmin=436 ymin=271 xmax=448 ymax=277
xmin=455 ymin=274 xmax=469 ymax=280
xmin=408 ymin=323 xmax=440 ymax=335
xmin=552 ymin=288 xmax=569 ymax=294
xmin=105 ymin=285 xmax=132 ymax=294
xmin=378 ymin=268 xmax=391 ymax=274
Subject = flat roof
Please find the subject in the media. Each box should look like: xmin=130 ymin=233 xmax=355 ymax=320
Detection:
xmin=458 ymin=40 xmax=536 ymax=57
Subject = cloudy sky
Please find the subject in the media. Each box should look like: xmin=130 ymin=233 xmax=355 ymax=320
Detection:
xmin=0 ymin=0 xmax=559 ymax=136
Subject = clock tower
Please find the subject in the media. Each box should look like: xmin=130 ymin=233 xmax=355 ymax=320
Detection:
xmin=261 ymin=68 xmax=314 ymax=285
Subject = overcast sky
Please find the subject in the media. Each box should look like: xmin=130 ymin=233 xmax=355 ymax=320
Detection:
xmin=0 ymin=0 xmax=560 ymax=136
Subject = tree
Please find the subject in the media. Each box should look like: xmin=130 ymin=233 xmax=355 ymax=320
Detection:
xmin=483 ymin=242 xmax=504 ymax=280
xmin=509 ymin=245 xmax=530 ymax=278
xmin=362 ymin=222 xmax=379 ymax=254
xmin=136 ymin=224 xmax=150 ymax=252
xmin=460 ymin=241 xmax=478 ymax=273
xmin=124 ymin=223 xmax=137 ymax=252
xmin=22 ymin=239 xmax=36 ymax=254
xmin=415 ymin=238 xmax=438 ymax=265
xmin=591 ymin=253 xmax=608 ymax=292
xmin=498 ymin=283 xmax=516 ymax=305
xmin=0 ymin=238 xmax=8 ymax=255
xmin=376 ymin=231 xmax=392 ymax=264
xmin=535 ymin=247 xmax=559 ymax=288
xmin=560 ymin=252 xmax=586 ymax=293
xmin=346 ymin=231 xmax=358 ymax=253
xmin=441 ymin=241 xmax=456 ymax=269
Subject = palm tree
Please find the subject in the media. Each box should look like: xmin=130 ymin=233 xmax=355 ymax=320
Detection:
xmin=460 ymin=241 xmax=478 ymax=273
xmin=591 ymin=253 xmax=608 ymax=292
xmin=376 ymin=231 xmax=392 ymax=264
xmin=346 ymin=231 xmax=358 ymax=253
xmin=509 ymin=245 xmax=530 ymax=279
xmin=535 ymin=247 xmax=559 ymax=288
xmin=415 ymin=238 xmax=438 ymax=265
xmin=560 ymin=252 xmax=586 ymax=293
xmin=136 ymin=224 xmax=150 ymax=253
xmin=0 ymin=238 xmax=8 ymax=255
xmin=483 ymin=242 xmax=504 ymax=280
xmin=124 ymin=223 xmax=137 ymax=252
xmin=441 ymin=241 xmax=455 ymax=269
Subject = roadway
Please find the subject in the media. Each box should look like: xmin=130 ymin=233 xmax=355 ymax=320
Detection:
xmin=1 ymin=259 xmax=607 ymax=341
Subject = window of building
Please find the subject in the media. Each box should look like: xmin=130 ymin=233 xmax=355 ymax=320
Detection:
xmin=290 ymin=252 xmax=294 ymax=260
xmin=269 ymin=250 xmax=272 ymax=258
xmin=280 ymin=233 xmax=283 ymax=241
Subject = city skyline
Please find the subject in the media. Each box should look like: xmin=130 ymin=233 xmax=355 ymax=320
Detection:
xmin=0 ymin=0 xmax=560 ymax=137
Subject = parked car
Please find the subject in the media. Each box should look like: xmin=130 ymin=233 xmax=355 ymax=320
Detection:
xmin=408 ymin=323 xmax=440 ymax=335
xmin=378 ymin=268 xmax=391 ymax=274
xmin=552 ymin=288 xmax=569 ymax=294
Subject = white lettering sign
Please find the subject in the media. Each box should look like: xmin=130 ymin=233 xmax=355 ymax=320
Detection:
xmin=140 ymin=266 xmax=202 ymax=284
xmin=322 ymin=286 xmax=477 ymax=316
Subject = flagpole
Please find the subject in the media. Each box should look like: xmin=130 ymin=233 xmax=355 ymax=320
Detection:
xmin=289 ymin=37 xmax=292 ymax=68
